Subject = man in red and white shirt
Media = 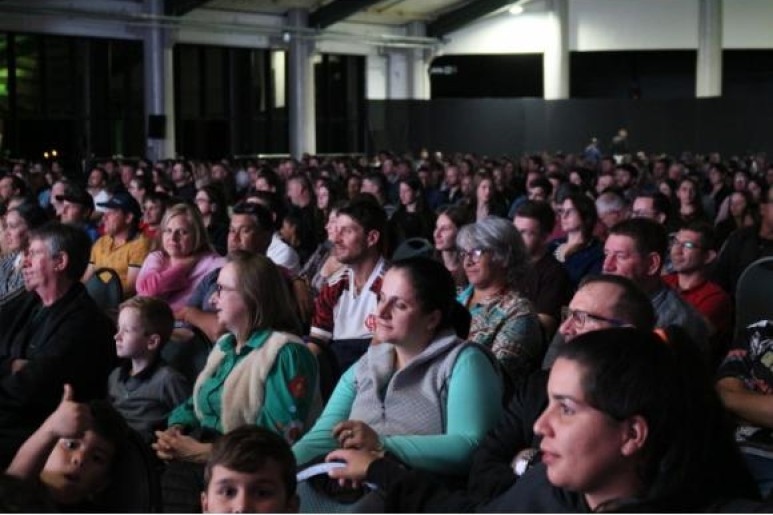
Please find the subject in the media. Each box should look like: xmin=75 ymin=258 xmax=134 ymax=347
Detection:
xmin=308 ymin=196 xmax=388 ymax=395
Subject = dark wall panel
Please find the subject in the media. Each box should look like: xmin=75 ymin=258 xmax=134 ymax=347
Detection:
xmin=367 ymin=97 xmax=773 ymax=157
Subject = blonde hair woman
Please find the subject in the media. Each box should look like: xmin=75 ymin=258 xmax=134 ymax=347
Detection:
xmin=136 ymin=203 xmax=225 ymax=311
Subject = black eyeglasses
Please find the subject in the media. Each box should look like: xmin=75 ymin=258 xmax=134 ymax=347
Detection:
xmin=561 ymin=307 xmax=627 ymax=328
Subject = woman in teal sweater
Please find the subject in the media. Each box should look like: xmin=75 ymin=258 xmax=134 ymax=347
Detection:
xmin=154 ymin=251 xmax=318 ymax=512
xmin=292 ymin=258 xmax=503 ymax=480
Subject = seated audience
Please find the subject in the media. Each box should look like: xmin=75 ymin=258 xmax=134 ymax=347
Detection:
xmin=141 ymin=191 xmax=170 ymax=241
xmin=0 ymin=222 xmax=115 ymax=467
xmin=470 ymin=172 xmax=509 ymax=221
xmin=0 ymin=202 xmax=48 ymax=307
xmin=433 ymin=204 xmax=472 ymax=292
xmin=137 ymin=203 xmax=225 ymax=311
xmin=293 ymin=258 xmax=504 ymax=508
xmin=285 ymin=173 xmax=323 ymax=264
xmin=56 ymin=183 xmax=99 ymax=242
xmin=456 ymin=216 xmax=543 ymax=380
xmin=663 ymin=221 xmax=733 ymax=364
xmin=327 ymin=327 xmax=757 ymax=512
xmin=298 ymin=202 xmax=345 ymax=298
xmin=716 ymin=319 xmax=773 ymax=498
xmin=513 ymin=201 xmax=573 ymax=340
xmin=175 ymin=201 xmax=275 ymax=342
xmin=547 ymin=192 xmax=604 ymax=288
xmin=83 ymin=191 xmax=152 ymax=298
xmin=388 ymin=173 xmax=436 ymax=248
xmin=715 ymin=190 xmax=759 ymax=244
xmin=6 ymin=385 xmax=129 ymax=512
xmin=675 ymin=176 xmax=708 ymax=225
xmin=153 ymin=252 xmax=317 ymax=512
xmin=466 ymin=274 xmax=655 ymax=504
xmin=201 ymin=425 xmax=299 ymax=514
xmin=245 ymin=190 xmax=301 ymax=275
xmin=601 ymin=217 xmax=711 ymax=356
xmin=712 ymin=182 xmax=773 ymax=294
xmin=594 ymin=189 xmax=628 ymax=240
xmin=194 ymin=185 xmax=229 ymax=256
xmin=308 ymin=196 xmax=388 ymax=389
xmin=108 ymin=296 xmax=190 ymax=444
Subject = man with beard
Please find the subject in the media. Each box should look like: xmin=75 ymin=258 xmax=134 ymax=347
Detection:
xmin=308 ymin=196 xmax=387 ymax=397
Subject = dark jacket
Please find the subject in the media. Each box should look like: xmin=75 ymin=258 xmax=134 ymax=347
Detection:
xmin=466 ymin=370 xmax=548 ymax=502
xmin=0 ymin=283 xmax=115 ymax=465
xmin=711 ymin=225 xmax=773 ymax=294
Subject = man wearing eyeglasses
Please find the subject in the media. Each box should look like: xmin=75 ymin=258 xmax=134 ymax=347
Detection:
xmin=600 ymin=218 xmax=711 ymax=359
xmin=440 ymin=274 xmax=655 ymax=507
xmin=663 ymin=221 xmax=732 ymax=364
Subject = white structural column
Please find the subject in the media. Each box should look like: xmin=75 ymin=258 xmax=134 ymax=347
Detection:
xmin=386 ymin=51 xmax=409 ymax=99
xmin=696 ymin=0 xmax=722 ymax=98
xmin=543 ymin=0 xmax=569 ymax=100
xmin=287 ymin=8 xmax=316 ymax=158
xmin=406 ymin=22 xmax=430 ymax=100
xmin=143 ymin=0 xmax=172 ymax=160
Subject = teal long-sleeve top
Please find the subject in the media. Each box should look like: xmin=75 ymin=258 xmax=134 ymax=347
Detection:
xmin=292 ymin=346 xmax=502 ymax=475
xmin=168 ymin=329 xmax=318 ymax=444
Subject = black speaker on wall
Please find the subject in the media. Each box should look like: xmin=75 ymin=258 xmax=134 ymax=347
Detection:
xmin=148 ymin=114 xmax=166 ymax=139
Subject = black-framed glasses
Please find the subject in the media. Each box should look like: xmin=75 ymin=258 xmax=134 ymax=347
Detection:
xmin=561 ymin=306 xmax=627 ymax=328
xmin=457 ymin=247 xmax=489 ymax=263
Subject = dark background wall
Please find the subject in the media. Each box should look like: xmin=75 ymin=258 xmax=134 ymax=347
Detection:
xmin=366 ymin=96 xmax=773 ymax=157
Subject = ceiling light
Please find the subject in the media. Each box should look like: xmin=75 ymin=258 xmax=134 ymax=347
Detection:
xmin=509 ymin=4 xmax=524 ymax=15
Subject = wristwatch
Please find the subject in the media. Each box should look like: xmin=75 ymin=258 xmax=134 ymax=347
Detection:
xmin=513 ymin=448 xmax=540 ymax=477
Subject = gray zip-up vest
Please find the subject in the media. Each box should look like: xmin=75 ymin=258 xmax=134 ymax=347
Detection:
xmin=348 ymin=329 xmax=473 ymax=435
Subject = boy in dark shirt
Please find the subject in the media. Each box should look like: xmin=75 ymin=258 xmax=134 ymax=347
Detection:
xmin=108 ymin=296 xmax=190 ymax=443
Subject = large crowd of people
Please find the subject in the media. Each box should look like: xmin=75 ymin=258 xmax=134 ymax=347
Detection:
xmin=0 ymin=147 xmax=772 ymax=512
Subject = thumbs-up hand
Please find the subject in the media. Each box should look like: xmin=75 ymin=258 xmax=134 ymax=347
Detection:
xmin=43 ymin=384 xmax=93 ymax=440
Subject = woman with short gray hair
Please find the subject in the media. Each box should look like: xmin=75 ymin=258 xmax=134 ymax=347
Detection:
xmin=456 ymin=216 xmax=543 ymax=380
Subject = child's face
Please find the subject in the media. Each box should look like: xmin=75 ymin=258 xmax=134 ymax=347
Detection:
xmin=201 ymin=463 xmax=298 ymax=514
xmin=40 ymin=430 xmax=115 ymax=505
xmin=114 ymin=308 xmax=153 ymax=360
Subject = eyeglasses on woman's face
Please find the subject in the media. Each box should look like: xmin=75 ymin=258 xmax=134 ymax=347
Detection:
xmin=457 ymin=247 xmax=490 ymax=264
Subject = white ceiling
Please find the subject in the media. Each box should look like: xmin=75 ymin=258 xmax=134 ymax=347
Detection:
xmin=200 ymin=0 xmax=473 ymax=25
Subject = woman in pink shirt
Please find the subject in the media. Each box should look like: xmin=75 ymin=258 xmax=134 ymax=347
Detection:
xmin=137 ymin=203 xmax=225 ymax=311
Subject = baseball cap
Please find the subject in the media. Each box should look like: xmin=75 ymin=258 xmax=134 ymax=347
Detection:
xmin=98 ymin=191 xmax=142 ymax=220
xmin=56 ymin=184 xmax=94 ymax=212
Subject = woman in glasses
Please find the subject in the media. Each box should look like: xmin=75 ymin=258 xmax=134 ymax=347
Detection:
xmin=154 ymin=251 xmax=318 ymax=512
xmin=548 ymin=192 xmax=604 ymax=288
xmin=455 ymin=216 xmax=543 ymax=380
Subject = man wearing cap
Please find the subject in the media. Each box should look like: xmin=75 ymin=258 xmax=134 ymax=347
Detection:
xmin=82 ymin=191 xmax=151 ymax=298
xmin=57 ymin=184 xmax=99 ymax=242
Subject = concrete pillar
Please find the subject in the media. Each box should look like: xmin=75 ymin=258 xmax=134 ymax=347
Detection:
xmin=696 ymin=0 xmax=722 ymax=98
xmin=406 ymin=22 xmax=430 ymax=100
xmin=543 ymin=0 xmax=569 ymax=100
xmin=287 ymin=8 xmax=315 ymax=158
xmin=143 ymin=0 xmax=172 ymax=161
xmin=386 ymin=51 xmax=409 ymax=99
